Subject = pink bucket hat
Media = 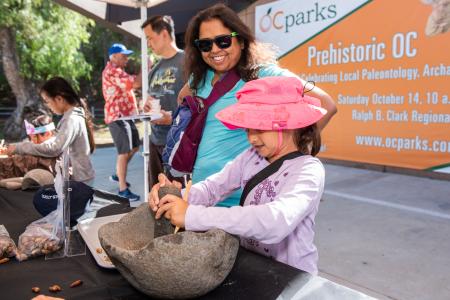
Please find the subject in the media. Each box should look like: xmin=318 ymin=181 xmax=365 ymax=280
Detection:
xmin=216 ymin=76 xmax=327 ymax=130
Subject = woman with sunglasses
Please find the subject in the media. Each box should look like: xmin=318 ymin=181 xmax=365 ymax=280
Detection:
xmin=176 ymin=4 xmax=336 ymax=207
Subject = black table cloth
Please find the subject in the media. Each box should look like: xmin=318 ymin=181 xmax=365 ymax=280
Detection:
xmin=0 ymin=188 xmax=308 ymax=300
xmin=1 ymin=188 xmax=374 ymax=300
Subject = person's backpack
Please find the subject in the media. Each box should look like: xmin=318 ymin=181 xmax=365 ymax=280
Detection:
xmin=162 ymin=69 xmax=240 ymax=177
xmin=162 ymin=99 xmax=194 ymax=177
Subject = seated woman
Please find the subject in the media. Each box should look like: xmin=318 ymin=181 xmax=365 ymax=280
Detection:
xmin=0 ymin=112 xmax=57 ymax=180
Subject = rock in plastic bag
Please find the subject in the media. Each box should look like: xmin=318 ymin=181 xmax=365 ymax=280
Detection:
xmin=0 ymin=225 xmax=16 ymax=258
xmin=15 ymin=218 xmax=62 ymax=261
xmin=15 ymin=159 xmax=65 ymax=261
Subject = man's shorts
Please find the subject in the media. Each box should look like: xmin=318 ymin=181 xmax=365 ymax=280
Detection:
xmin=108 ymin=120 xmax=140 ymax=154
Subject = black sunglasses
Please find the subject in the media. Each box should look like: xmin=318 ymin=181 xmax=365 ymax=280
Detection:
xmin=194 ymin=32 xmax=239 ymax=52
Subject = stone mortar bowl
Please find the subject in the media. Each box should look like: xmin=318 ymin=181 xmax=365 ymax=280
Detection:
xmin=98 ymin=186 xmax=239 ymax=299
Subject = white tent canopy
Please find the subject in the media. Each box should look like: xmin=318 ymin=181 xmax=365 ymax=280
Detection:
xmin=96 ymin=0 xmax=167 ymax=7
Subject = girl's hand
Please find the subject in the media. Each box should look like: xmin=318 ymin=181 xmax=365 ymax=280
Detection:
xmin=148 ymin=173 xmax=182 ymax=211
xmin=155 ymin=194 xmax=188 ymax=228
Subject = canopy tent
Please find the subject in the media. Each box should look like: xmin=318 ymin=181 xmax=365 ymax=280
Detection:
xmin=55 ymin=0 xmax=257 ymax=100
xmin=55 ymin=0 xmax=256 ymax=38
xmin=55 ymin=0 xmax=256 ymax=200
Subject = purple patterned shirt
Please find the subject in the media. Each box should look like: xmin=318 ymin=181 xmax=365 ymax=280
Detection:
xmin=186 ymin=148 xmax=325 ymax=274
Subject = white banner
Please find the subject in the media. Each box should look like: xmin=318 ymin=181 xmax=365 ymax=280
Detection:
xmin=255 ymin=0 xmax=370 ymax=56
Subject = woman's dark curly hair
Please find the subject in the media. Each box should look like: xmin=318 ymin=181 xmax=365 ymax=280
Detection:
xmin=184 ymin=3 xmax=277 ymax=91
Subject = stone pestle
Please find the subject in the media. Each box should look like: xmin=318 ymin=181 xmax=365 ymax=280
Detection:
xmin=154 ymin=185 xmax=181 ymax=237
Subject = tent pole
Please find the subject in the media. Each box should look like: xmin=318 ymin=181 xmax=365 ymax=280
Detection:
xmin=141 ymin=3 xmax=150 ymax=202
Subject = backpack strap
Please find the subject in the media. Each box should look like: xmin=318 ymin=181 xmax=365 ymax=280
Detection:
xmin=185 ymin=69 xmax=241 ymax=112
xmin=239 ymin=151 xmax=304 ymax=206
xmin=169 ymin=69 xmax=241 ymax=174
xmin=205 ymin=68 xmax=240 ymax=107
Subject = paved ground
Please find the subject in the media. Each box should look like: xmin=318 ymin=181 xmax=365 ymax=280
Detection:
xmin=91 ymin=146 xmax=450 ymax=300
xmin=316 ymin=165 xmax=450 ymax=300
xmin=91 ymin=146 xmax=147 ymax=205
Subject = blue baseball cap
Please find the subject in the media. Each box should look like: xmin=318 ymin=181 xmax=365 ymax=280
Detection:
xmin=108 ymin=43 xmax=133 ymax=56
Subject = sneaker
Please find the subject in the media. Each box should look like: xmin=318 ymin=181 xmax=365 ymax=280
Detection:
xmin=118 ymin=188 xmax=140 ymax=202
xmin=109 ymin=174 xmax=130 ymax=187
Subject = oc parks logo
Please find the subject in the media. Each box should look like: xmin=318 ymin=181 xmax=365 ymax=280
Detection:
xmin=258 ymin=3 xmax=337 ymax=34
xmin=259 ymin=7 xmax=284 ymax=32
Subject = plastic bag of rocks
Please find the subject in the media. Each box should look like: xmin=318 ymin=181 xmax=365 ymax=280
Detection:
xmin=15 ymin=212 xmax=63 ymax=261
xmin=0 ymin=225 xmax=17 ymax=258
xmin=16 ymin=164 xmax=65 ymax=261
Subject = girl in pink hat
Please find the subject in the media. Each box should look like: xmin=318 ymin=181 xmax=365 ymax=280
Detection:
xmin=150 ymin=76 xmax=326 ymax=274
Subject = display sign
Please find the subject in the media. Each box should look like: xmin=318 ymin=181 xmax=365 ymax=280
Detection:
xmin=256 ymin=0 xmax=450 ymax=170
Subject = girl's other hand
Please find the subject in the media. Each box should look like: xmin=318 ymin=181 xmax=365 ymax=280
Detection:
xmin=155 ymin=194 xmax=188 ymax=228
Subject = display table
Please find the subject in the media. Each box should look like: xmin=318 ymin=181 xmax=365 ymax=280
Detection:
xmin=0 ymin=188 xmax=373 ymax=300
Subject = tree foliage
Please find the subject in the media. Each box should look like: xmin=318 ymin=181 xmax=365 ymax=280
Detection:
xmin=0 ymin=0 xmax=94 ymax=88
